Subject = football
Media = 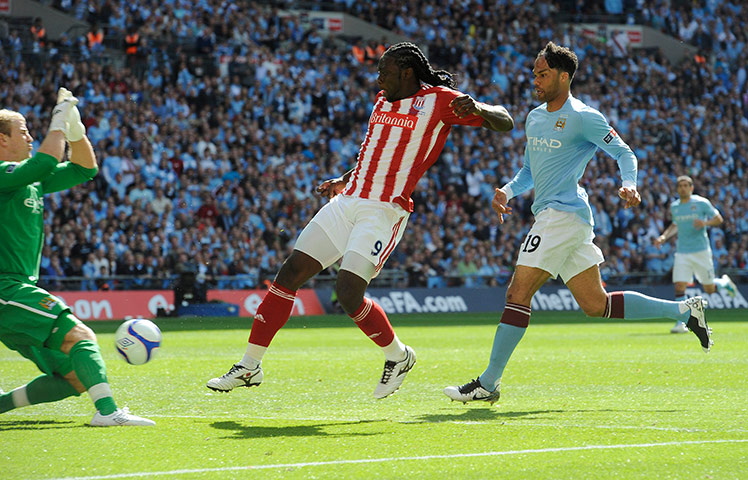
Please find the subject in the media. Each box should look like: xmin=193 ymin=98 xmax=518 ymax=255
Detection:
xmin=114 ymin=318 xmax=162 ymax=365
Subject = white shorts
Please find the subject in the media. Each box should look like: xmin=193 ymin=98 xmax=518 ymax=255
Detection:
xmin=672 ymin=249 xmax=715 ymax=285
xmin=294 ymin=195 xmax=409 ymax=282
xmin=517 ymin=208 xmax=604 ymax=282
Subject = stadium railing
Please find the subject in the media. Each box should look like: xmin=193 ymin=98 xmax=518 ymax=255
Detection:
xmin=38 ymin=268 xmax=747 ymax=292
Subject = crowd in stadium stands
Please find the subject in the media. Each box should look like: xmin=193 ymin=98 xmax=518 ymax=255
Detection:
xmin=1 ymin=0 xmax=746 ymax=291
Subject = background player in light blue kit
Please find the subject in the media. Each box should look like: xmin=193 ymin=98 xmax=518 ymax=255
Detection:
xmin=655 ymin=175 xmax=737 ymax=334
xmin=445 ymin=42 xmax=713 ymax=405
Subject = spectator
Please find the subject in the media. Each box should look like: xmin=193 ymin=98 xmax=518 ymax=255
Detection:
xmin=129 ymin=179 xmax=154 ymax=205
xmin=92 ymin=247 xmax=110 ymax=277
xmin=86 ymin=24 xmax=104 ymax=56
xmin=71 ymin=230 xmax=96 ymax=263
xmin=124 ymin=26 xmax=140 ymax=70
xmin=196 ymin=194 xmax=219 ymax=227
xmin=82 ymin=253 xmax=99 ymax=291
xmin=151 ymin=187 xmax=171 ymax=216
xmin=30 ymin=17 xmax=47 ymax=49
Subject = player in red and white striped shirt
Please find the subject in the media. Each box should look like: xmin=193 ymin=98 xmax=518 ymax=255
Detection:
xmin=207 ymin=42 xmax=514 ymax=399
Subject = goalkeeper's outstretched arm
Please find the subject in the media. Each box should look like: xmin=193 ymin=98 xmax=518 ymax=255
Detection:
xmin=69 ymin=136 xmax=97 ymax=170
xmin=36 ymin=131 xmax=66 ymax=161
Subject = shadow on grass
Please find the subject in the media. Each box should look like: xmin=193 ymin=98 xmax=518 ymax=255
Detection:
xmin=411 ymin=406 xmax=683 ymax=425
xmin=0 ymin=419 xmax=79 ymax=431
xmin=86 ymin=312 xmax=611 ymax=334
xmin=210 ymin=419 xmax=384 ymax=439
xmin=411 ymin=408 xmax=564 ymax=424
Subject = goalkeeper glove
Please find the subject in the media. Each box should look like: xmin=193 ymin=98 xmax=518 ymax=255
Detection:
xmin=48 ymin=87 xmax=79 ymax=136
xmin=58 ymin=87 xmax=87 ymax=142
xmin=66 ymin=103 xmax=86 ymax=142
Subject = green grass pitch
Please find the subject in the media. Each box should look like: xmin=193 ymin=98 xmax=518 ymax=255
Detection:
xmin=2 ymin=310 xmax=747 ymax=479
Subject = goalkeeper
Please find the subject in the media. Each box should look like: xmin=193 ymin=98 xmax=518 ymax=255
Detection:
xmin=0 ymin=89 xmax=154 ymax=426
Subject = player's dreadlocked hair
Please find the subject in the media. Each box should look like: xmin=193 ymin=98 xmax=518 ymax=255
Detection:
xmin=383 ymin=42 xmax=456 ymax=89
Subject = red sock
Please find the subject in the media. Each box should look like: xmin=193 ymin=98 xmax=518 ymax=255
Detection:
xmin=350 ymin=298 xmax=395 ymax=347
xmin=603 ymin=292 xmax=625 ymax=318
xmin=248 ymin=282 xmax=297 ymax=347
xmin=501 ymin=302 xmax=531 ymax=328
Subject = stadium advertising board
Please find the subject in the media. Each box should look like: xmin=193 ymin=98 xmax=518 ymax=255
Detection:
xmin=572 ymin=24 xmax=643 ymax=45
xmin=293 ymin=11 xmax=343 ymax=33
xmin=363 ymin=288 xmax=477 ymax=314
xmin=53 ymin=290 xmax=174 ymax=320
xmin=530 ymin=284 xmax=748 ymax=312
xmin=347 ymin=284 xmax=748 ymax=315
xmin=207 ymin=289 xmax=324 ymax=317
xmin=52 ymin=289 xmax=325 ymax=320
xmin=51 ymin=284 xmax=746 ymax=320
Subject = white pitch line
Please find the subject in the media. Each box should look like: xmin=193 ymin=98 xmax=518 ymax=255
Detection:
xmin=47 ymin=438 xmax=748 ymax=480
xmin=448 ymin=421 xmax=715 ymax=433
xmin=1 ymin=412 xmax=369 ymax=422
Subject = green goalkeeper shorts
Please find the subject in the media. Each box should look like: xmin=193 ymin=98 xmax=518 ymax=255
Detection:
xmin=0 ymin=277 xmax=76 ymax=376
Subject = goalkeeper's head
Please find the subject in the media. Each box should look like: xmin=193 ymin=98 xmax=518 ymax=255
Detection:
xmin=0 ymin=109 xmax=33 ymax=162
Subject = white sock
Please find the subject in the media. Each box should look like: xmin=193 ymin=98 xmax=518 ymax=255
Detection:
xmin=380 ymin=336 xmax=407 ymax=362
xmin=712 ymin=277 xmax=726 ymax=289
xmin=87 ymin=383 xmax=113 ymax=403
xmin=238 ymin=343 xmax=265 ymax=369
xmin=11 ymin=386 xmax=30 ymax=408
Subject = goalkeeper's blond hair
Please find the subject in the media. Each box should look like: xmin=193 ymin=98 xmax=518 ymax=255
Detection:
xmin=0 ymin=109 xmax=23 ymax=137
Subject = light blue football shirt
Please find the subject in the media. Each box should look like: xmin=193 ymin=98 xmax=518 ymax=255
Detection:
xmin=503 ymin=96 xmax=637 ymax=226
xmin=669 ymin=194 xmax=718 ymax=253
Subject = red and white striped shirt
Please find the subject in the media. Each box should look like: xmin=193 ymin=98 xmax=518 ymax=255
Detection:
xmin=343 ymin=84 xmax=484 ymax=212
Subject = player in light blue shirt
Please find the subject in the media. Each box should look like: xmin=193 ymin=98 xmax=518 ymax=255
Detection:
xmin=499 ymin=92 xmax=638 ymax=226
xmin=655 ymin=175 xmax=736 ymax=333
xmin=445 ymin=42 xmax=713 ymax=405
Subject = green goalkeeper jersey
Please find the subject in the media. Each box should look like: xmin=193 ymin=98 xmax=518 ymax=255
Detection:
xmin=0 ymin=152 xmax=98 ymax=283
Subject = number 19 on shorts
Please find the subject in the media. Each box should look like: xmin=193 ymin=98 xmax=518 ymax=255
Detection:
xmin=522 ymin=234 xmax=541 ymax=253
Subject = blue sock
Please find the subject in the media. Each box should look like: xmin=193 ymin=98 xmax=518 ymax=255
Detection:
xmin=479 ymin=323 xmax=526 ymax=391
xmin=673 ymin=295 xmax=687 ymax=323
xmin=624 ymin=291 xmax=688 ymax=322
